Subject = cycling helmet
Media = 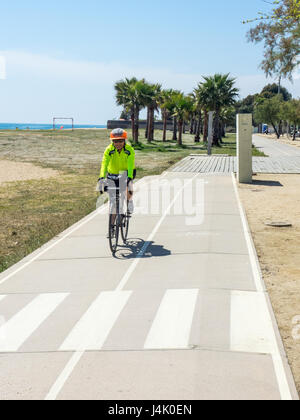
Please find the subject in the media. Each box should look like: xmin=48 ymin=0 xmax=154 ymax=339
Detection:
xmin=110 ymin=128 xmax=128 ymax=141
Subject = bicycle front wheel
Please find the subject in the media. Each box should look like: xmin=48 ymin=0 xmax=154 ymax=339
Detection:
xmin=121 ymin=214 xmax=130 ymax=244
xmin=109 ymin=214 xmax=120 ymax=254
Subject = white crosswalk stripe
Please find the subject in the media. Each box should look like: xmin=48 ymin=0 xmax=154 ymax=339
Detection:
xmin=0 ymin=293 xmax=68 ymax=352
xmin=144 ymin=289 xmax=199 ymax=350
xmin=60 ymin=291 xmax=132 ymax=351
xmin=0 ymin=289 xmax=281 ymax=355
xmin=230 ymin=291 xmax=274 ymax=354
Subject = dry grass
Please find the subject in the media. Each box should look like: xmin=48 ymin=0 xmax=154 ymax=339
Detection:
xmin=0 ymin=174 xmax=100 ymax=272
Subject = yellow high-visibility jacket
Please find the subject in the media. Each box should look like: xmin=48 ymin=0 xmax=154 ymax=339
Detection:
xmin=100 ymin=143 xmax=135 ymax=179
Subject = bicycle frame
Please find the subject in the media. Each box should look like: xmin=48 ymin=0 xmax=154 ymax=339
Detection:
xmin=101 ymin=174 xmax=130 ymax=254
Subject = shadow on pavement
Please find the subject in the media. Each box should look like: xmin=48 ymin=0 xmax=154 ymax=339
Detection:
xmin=114 ymin=238 xmax=171 ymax=260
xmin=251 ymin=180 xmax=283 ymax=187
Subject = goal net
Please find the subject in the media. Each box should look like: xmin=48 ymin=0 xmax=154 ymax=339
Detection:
xmin=53 ymin=118 xmax=74 ymax=130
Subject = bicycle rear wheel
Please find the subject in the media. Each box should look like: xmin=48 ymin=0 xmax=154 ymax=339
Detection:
xmin=109 ymin=214 xmax=119 ymax=254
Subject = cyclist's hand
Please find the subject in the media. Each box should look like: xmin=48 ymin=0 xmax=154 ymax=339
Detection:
xmin=127 ymin=177 xmax=133 ymax=185
xmin=96 ymin=178 xmax=105 ymax=193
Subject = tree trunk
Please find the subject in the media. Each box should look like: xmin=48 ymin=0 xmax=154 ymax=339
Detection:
xmin=190 ymin=118 xmax=195 ymax=134
xmin=194 ymin=111 xmax=201 ymax=142
xmin=279 ymin=120 xmax=283 ymax=137
xmin=219 ymin=122 xmax=224 ymax=143
xmin=183 ymin=121 xmax=186 ymax=134
xmin=172 ymin=117 xmax=177 ymax=141
xmin=148 ymin=107 xmax=154 ymax=142
xmin=162 ymin=112 xmax=167 ymax=142
xmin=151 ymin=108 xmax=155 ymax=140
xmin=271 ymin=121 xmax=280 ymax=139
xmin=221 ymin=123 xmax=226 ymax=138
xmin=145 ymin=107 xmax=150 ymax=139
xmin=134 ymin=107 xmax=139 ymax=143
xmin=203 ymin=110 xmax=208 ymax=143
xmin=200 ymin=116 xmax=203 ymax=135
xmin=293 ymin=122 xmax=297 ymax=140
xmin=131 ymin=112 xmax=134 ymax=140
xmin=178 ymin=120 xmax=183 ymax=146
xmin=212 ymin=111 xmax=221 ymax=147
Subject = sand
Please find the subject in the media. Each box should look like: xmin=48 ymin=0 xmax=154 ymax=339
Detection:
xmin=239 ymin=174 xmax=300 ymax=396
xmin=0 ymin=160 xmax=60 ymax=184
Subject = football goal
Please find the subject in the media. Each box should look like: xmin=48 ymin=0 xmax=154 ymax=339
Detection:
xmin=53 ymin=118 xmax=74 ymax=131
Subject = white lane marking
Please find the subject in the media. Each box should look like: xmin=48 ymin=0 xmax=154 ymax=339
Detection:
xmin=116 ymin=174 xmax=199 ymax=292
xmin=144 ymin=289 xmax=199 ymax=349
xmin=45 ymin=351 xmax=84 ymax=401
xmin=0 ymin=295 xmax=6 ymax=303
xmin=46 ymin=291 xmax=132 ymax=400
xmin=231 ymin=173 xmax=263 ymax=292
xmin=231 ymin=173 xmax=293 ymax=400
xmin=60 ymin=291 xmax=131 ymax=351
xmin=46 ymin=174 xmax=200 ymax=400
xmin=0 ymin=294 xmax=68 ymax=352
xmin=230 ymin=291 xmax=274 ymax=354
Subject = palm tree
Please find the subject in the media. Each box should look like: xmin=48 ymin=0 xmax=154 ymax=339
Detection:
xmin=114 ymin=78 xmax=150 ymax=143
xmin=172 ymin=93 xmax=194 ymax=146
xmin=144 ymin=83 xmax=162 ymax=142
xmin=199 ymin=74 xmax=239 ymax=146
xmin=187 ymin=93 xmax=197 ymax=138
xmin=159 ymin=89 xmax=171 ymax=142
xmin=159 ymin=90 xmax=181 ymax=142
xmin=115 ymin=77 xmax=138 ymax=139
xmin=159 ymin=89 xmax=178 ymax=142
xmin=194 ymin=84 xmax=210 ymax=143
xmin=190 ymin=92 xmax=203 ymax=143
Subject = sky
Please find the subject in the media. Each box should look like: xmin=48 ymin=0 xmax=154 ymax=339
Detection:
xmin=0 ymin=0 xmax=299 ymax=124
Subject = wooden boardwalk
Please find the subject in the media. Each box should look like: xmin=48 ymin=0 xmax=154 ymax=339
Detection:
xmin=172 ymin=155 xmax=300 ymax=174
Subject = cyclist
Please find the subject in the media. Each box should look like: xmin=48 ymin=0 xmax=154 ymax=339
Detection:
xmin=97 ymin=128 xmax=136 ymax=214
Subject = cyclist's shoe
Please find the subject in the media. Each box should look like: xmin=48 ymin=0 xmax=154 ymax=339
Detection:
xmin=127 ymin=200 xmax=134 ymax=214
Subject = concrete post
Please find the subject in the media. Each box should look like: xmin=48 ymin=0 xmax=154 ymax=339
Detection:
xmin=237 ymin=114 xmax=253 ymax=183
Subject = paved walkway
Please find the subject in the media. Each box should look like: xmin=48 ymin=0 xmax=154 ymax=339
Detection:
xmin=172 ymin=155 xmax=300 ymax=174
xmin=252 ymin=134 xmax=300 ymax=158
xmin=172 ymin=135 xmax=300 ymax=174
xmin=0 ymin=172 xmax=298 ymax=400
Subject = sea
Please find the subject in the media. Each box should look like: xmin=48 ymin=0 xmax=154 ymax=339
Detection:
xmin=0 ymin=123 xmax=107 ymax=130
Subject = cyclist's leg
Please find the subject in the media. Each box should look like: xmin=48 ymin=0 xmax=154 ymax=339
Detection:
xmin=107 ymin=178 xmax=118 ymax=224
xmin=127 ymin=169 xmax=136 ymax=213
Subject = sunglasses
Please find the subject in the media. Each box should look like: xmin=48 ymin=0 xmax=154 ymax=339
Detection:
xmin=113 ymin=139 xmax=125 ymax=144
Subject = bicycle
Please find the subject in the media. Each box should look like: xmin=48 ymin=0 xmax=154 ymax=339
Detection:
xmin=99 ymin=173 xmax=131 ymax=254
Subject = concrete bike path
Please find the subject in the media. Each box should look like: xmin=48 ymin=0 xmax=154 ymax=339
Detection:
xmin=0 ymin=172 xmax=298 ymax=400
